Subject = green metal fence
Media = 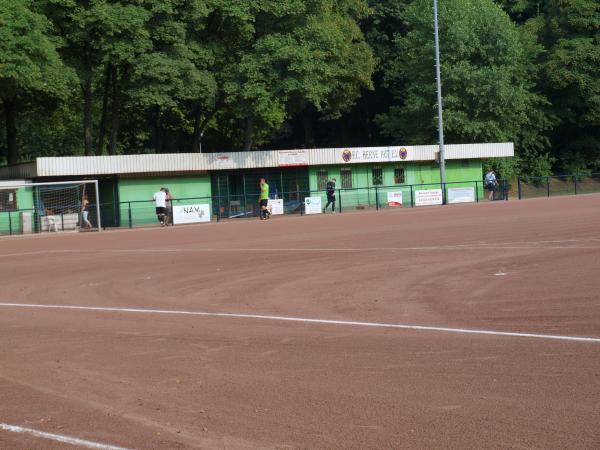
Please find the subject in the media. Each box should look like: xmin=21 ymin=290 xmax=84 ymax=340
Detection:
xmin=115 ymin=180 xmax=507 ymax=229
xmin=1 ymin=179 xmax=511 ymax=234
xmin=517 ymin=174 xmax=600 ymax=199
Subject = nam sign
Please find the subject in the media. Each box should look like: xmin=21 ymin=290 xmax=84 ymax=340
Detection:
xmin=173 ymin=204 xmax=211 ymax=224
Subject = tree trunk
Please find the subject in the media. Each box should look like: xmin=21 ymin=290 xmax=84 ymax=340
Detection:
xmin=4 ymin=98 xmax=18 ymax=165
xmin=243 ymin=116 xmax=253 ymax=151
xmin=192 ymin=106 xmax=204 ymax=153
xmin=153 ymin=106 xmax=163 ymax=153
xmin=83 ymin=78 xmax=94 ymax=156
xmin=108 ymin=65 xmax=121 ymax=155
xmin=191 ymin=102 xmax=221 ymax=153
xmin=303 ymin=107 xmax=315 ymax=148
xmin=191 ymin=105 xmax=203 ymax=152
xmin=96 ymin=63 xmax=112 ymax=156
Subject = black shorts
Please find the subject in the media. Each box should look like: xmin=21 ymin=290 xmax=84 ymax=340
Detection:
xmin=156 ymin=207 xmax=167 ymax=215
xmin=327 ymin=193 xmax=335 ymax=201
xmin=486 ymin=183 xmax=495 ymax=192
xmin=259 ymin=199 xmax=269 ymax=208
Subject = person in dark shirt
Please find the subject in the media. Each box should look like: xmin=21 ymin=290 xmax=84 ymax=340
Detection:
xmin=323 ymin=178 xmax=336 ymax=213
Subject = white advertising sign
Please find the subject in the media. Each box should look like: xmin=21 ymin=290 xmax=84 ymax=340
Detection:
xmin=415 ymin=189 xmax=443 ymax=206
xmin=339 ymin=146 xmax=411 ymax=164
xmin=212 ymin=153 xmax=234 ymax=169
xmin=268 ymin=199 xmax=284 ymax=215
xmin=172 ymin=204 xmax=211 ymax=224
xmin=387 ymin=191 xmax=403 ymax=207
xmin=304 ymin=197 xmax=322 ymax=215
xmin=278 ymin=149 xmax=309 ymax=166
xmin=447 ymin=187 xmax=475 ymax=204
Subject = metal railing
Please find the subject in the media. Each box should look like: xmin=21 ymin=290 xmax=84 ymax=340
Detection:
xmin=517 ymin=173 xmax=600 ymax=199
xmin=116 ymin=179 xmax=508 ymax=229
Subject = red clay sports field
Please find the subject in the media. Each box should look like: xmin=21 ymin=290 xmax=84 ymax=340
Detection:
xmin=1 ymin=195 xmax=599 ymax=449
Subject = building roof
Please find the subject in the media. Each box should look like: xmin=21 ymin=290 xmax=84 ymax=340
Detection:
xmin=0 ymin=143 xmax=513 ymax=179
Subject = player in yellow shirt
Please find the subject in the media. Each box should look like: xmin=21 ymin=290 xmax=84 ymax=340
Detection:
xmin=259 ymin=178 xmax=271 ymax=220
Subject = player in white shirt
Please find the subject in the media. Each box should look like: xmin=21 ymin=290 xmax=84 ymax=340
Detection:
xmin=484 ymin=169 xmax=498 ymax=201
xmin=153 ymin=188 xmax=167 ymax=226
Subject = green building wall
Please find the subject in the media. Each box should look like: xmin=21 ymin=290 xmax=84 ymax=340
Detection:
xmin=0 ymin=159 xmax=485 ymax=233
xmin=0 ymin=187 xmax=34 ymax=234
xmin=308 ymin=160 xmax=484 ymax=209
xmin=118 ymin=175 xmax=211 ymax=226
xmin=0 ymin=186 xmax=35 ymax=235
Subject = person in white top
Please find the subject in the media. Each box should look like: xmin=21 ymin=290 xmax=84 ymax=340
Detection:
xmin=153 ymin=188 xmax=167 ymax=226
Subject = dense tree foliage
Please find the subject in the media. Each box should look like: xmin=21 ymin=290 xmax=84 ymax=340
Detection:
xmin=0 ymin=0 xmax=598 ymax=176
xmin=0 ymin=0 xmax=75 ymax=164
xmin=377 ymin=0 xmax=554 ymax=176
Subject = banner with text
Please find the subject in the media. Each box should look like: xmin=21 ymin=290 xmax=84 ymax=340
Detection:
xmin=387 ymin=191 xmax=403 ymax=207
xmin=173 ymin=204 xmax=211 ymax=224
xmin=278 ymin=149 xmax=309 ymax=166
xmin=211 ymin=153 xmax=235 ymax=169
xmin=338 ymin=146 xmax=412 ymax=164
xmin=304 ymin=197 xmax=322 ymax=215
xmin=447 ymin=187 xmax=475 ymax=204
xmin=415 ymin=189 xmax=443 ymax=206
xmin=268 ymin=199 xmax=284 ymax=215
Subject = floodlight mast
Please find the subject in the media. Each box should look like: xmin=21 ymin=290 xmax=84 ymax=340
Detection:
xmin=433 ymin=0 xmax=447 ymax=200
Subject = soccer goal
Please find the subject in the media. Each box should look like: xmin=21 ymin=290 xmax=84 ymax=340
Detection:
xmin=0 ymin=180 xmax=101 ymax=235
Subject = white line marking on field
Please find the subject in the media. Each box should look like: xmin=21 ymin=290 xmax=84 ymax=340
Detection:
xmin=95 ymin=245 xmax=599 ymax=252
xmin=0 ymin=423 xmax=130 ymax=450
xmin=2 ymin=238 xmax=600 ymax=259
xmin=1 ymin=303 xmax=599 ymax=344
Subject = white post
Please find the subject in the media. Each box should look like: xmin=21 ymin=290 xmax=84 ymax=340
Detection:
xmin=94 ymin=180 xmax=102 ymax=231
xmin=433 ymin=0 xmax=447 ymax=201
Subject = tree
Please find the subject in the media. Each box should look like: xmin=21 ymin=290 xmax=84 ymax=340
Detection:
xmin=377 ymin=0 xmax=553 ymax=176
xmin=227 ymin=0 xmax=376 ymax=149
xmin=538 ymin=0 xmax=600 ymax=172
xmin=495 ymin=0 xmax=545 ymax=24
xmin=0 ymin=0 xmax=74 ymax=164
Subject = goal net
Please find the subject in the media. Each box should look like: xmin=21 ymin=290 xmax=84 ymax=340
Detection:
xmin=0 ymin=180 xmax=101 ymax=235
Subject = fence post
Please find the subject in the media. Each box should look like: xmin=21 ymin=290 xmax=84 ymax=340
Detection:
xmin=410 ymin=184 xmax=414 ymax=207
xmin=61 ymin=213 xmax=65 ymax=231
xmin=8 ymin=211 xmax=12 ymax=235
xmin=375 ymin=186 xmax=379 ymax=210
xmin=338 ymin=189 xmax=342 ymax=213
xmin=546 ymin=176 xmax=550 ymax=197
xmin=128 ymin=202 xmax=132 ymax=228
xmin=442 ymin=182 xmax=446 ymax=205
xmin=574 ymin=175 xmax=578 ymax=195
xmin=475 ymin=181 xmax=479 ymax=202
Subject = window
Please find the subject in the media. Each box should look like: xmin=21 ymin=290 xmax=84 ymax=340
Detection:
xmin=317 ymin=169 xmax=328 ymax=190
xmin=341 ymin=167 xmax=352 ymax=189
xmin=0 ymin=190 xmax=17 ymax=211
xmin=394 ymin=167 xmax=405 ymax=184
xmin=372 ymin=166 xmax=383 ymax=185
